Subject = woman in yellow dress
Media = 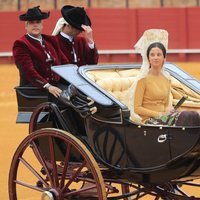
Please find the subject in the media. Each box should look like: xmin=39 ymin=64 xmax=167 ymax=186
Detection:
xmin=134 ymin=42 xmax=171 ymax=123
xmin=127 ymin=29 xmax=200 ymax=126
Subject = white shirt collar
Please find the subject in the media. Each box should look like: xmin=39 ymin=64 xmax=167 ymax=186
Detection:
xmin=27 ymin=33 xmax=43 ymax=45
xmin=60 ymin=31 xmax=73 ymax=42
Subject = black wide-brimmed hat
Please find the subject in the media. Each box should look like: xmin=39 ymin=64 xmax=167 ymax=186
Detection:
xmin=19 ymin=6 xmax=50 ymax=21
xmin=61 ymin=5 xmax=91 ymax=31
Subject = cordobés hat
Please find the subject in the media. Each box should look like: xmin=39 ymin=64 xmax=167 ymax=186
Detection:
xmin=61 ymin=5 xmax=91 ymax=31
xmin=19 ymin=6 xmax=50 ymax=21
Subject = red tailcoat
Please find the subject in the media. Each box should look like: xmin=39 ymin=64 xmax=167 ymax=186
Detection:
xmin=55 ymin=34 xmax=98 ymax=67
xmin=13 ymin=34 xmax=69 ymax=88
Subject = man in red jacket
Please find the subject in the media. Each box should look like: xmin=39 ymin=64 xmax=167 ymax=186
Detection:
xmin=52 ymin=5 xmax=98 ymax=67
xmin=13 ymin=6 xmax=69 ymax=98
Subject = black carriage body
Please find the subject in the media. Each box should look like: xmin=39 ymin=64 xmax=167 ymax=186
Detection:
xmin=51 ymin=63 xmax=200 ymax=184
xmin=85 ymin=116 xmax=200 ymax=183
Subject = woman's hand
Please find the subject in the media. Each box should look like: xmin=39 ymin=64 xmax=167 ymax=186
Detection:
xmin=48 ymin=85 xmax=62 ymax=98
xmin=158 ymin=106 xmax=175 ymax=117
xmin=165 ymin=106 xmax=175 ymax=114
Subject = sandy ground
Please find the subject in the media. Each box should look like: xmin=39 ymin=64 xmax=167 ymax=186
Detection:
xmin=0 ymin=63 xmax=199 ymax=199
xmin=0 ymin=64 xmax=29 ymax=199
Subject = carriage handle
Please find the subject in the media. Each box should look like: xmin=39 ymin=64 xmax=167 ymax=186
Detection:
xmin=59 ymin=85 xmax=97 ymax=117
xmin=157 ymin=134 xmax=167 ymax=143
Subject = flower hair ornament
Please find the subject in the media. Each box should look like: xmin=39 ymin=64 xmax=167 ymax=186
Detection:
xmin=125 ymin=29 xmax=172 ymax=123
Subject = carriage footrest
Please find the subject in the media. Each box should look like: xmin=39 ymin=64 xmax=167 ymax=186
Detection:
xmin=16 ymin=112 xmax=49 ymax=123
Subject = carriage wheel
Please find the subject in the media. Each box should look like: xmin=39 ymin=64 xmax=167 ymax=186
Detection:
xmin=119 ymin=181 xmax=200 ymax=200
xmin=9 ymin=128 xmax=106 ymax=200
xmin=105 ymin=179 xmax=200 ymax=199
xmin=29 ymin=102 xmax=54 ymax=134
xmin=105 ymin=181 xmax=160 ymax=199
xmin=153 ymin=180 xmax=200 ymax=200
xmin=103 ymin=179 xmax=146 ymax=199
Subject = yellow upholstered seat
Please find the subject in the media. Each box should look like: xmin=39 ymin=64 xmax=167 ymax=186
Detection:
xmin=86 ymin=69 xmax=137 ymax=104
xmin=96 ymin=77 xmax=135 ymax=103
xmin=171 ymin=77 xmax=200 ymax=109
xmin=86 ymin=69 xmax=200 ymax=112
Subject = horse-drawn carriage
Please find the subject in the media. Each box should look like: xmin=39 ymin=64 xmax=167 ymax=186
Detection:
xmin=9 ymin=63 xmax=200 ymax=199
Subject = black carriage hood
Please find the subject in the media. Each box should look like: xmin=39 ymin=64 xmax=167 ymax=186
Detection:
xmin=51 ymin=63 xmax=200 ymax=109
xmin=51 ymin=64 xmax=114 ymax=106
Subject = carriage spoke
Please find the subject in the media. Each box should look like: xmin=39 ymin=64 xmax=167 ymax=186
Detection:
xmin=48 ymin=135 xmax=59 ymax=187
xmin=63 ymin=182 xmax=97 ymax=197
xmin=59 ymin=142 xmax=71 ymax=188
xmin=62 ymin=160 xmax=87 ymax=193
xmin=14 ymin=180 xmax=45 ymax=192
xmin=31 ymin=140 xmax=54 ymax=186
xmin=19 ymin=157 xmax=49 ymax=188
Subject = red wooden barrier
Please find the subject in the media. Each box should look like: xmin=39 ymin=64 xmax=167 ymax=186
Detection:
xmin=1 ymin=7 xmax=200 ymax=63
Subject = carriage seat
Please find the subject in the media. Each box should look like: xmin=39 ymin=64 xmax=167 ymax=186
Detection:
xmin=96 ymin=77 xmax=134 ymax=103
xmin=170 ymin=77 xmax=200 ymax=110
xmin=15 ymin=86 xmax=48 ymax=123
xmin=86 ymin=68 xmax=138 ymax=105
xmin=86 ymin=69 xmax=200 ymax=112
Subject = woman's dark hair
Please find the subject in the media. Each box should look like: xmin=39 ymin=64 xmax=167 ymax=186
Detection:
xmin=147 ymin=42 xmax=167 ymax=59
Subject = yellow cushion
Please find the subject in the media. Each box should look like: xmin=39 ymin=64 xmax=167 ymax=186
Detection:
xmin=96 ymin=77 xmax=135 ymax=102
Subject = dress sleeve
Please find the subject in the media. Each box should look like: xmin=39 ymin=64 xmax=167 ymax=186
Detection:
xmin=134 ymin=78 xmax=161 ymax=118
xmin=164 ymin=80 xmax=172 ymax=111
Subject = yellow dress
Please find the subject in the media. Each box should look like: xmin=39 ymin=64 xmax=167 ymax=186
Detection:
xmin=134 ymin=74 xmax=171 ymax=122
